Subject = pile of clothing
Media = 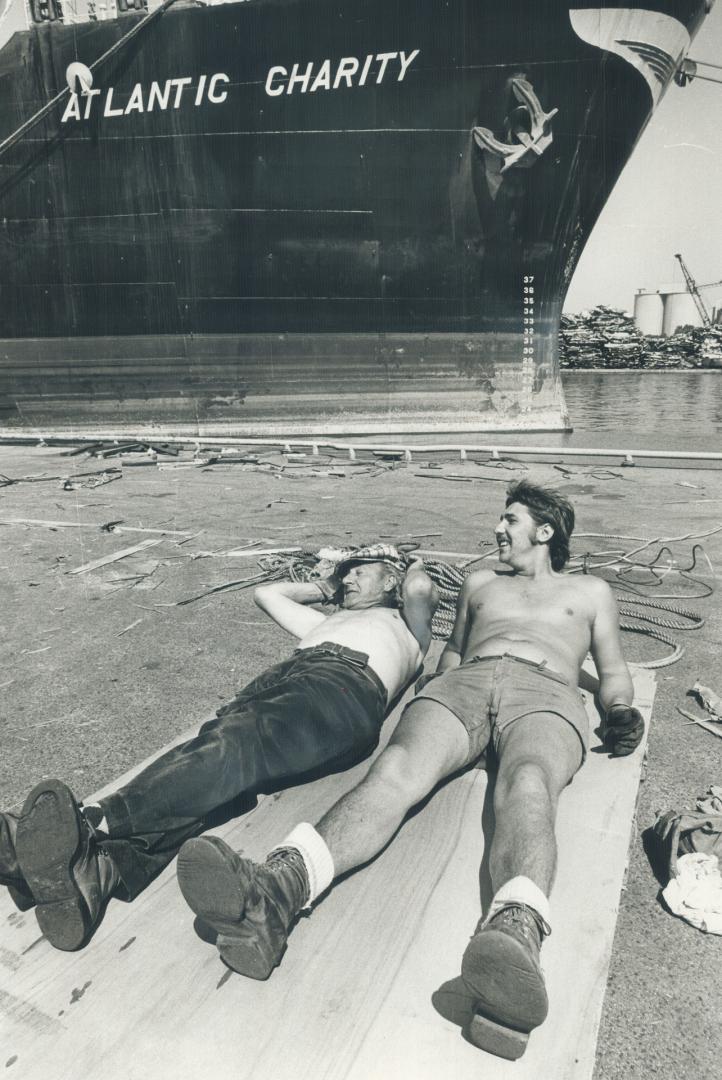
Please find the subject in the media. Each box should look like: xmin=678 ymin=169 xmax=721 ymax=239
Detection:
xmin=654 ymin=786 xmax=722 ymax=934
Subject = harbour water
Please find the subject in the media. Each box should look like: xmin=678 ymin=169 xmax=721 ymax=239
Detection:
xmin=531 ymin=371 xmax=721 ymax=453
xmin=560 ymin=371 xmax=721 ymax=450
xmin=369 ymin=370 xmax=721 ymax=453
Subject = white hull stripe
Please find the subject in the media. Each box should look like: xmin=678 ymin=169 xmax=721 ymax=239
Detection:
xmin=569 ymin=8 xmax=690 ymax=104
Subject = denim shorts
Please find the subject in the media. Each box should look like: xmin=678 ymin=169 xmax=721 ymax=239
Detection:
xmin=409 ymin=653 xmax=589 ymax=769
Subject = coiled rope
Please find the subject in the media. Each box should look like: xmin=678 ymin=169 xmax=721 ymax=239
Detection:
xmin=616 ymin=622 xmax=684 ymax=668
xmin=615 ymin=595 xmax=704 ymax=632
xmin=611 ymin=597 xmax=703 ymax=669
xmin=421 ymin=560 xmax=475 ymax=639
xmin=570 ymin=529 xmax=720 ymax=599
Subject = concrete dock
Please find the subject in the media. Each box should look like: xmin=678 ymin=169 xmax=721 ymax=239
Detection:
xmin=0 ymin=441 xmax=720 ymax=1079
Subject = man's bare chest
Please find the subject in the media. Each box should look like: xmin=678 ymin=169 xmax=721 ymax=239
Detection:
xmin=471 ymin=579 xmax=591 ymax=628
xmin=327 ymin=607 xmax=410 ymax=645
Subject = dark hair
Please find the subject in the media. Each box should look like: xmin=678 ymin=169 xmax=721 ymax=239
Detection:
xmin=505 ymin=480 xmax=575 ymax=571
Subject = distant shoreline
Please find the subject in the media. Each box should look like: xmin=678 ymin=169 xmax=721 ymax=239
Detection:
xmin=561 ymin=367 xmax=721 ymax=374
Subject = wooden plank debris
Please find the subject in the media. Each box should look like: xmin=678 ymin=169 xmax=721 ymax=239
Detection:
xmin=223 ymin=546 xmax=303 ymax=557
xmin=0 ymin=518 xmax=89 ymax=529
xmin=111 ymin=526 xmax=194 ymax=538
xmin=97 ymin=443 xmax=146 ymax=457
xmin=676 ymin=706 xmax=722 ymax=739
xmin=413 ymin=472 xmax=473 ymax=483
xmin=0 ymin=518 xmax=192 ymax=538
xmin=60 ymin=443 xmax=107 ymax=456
xmin=67 ymin=538 xmax=164 ymax=575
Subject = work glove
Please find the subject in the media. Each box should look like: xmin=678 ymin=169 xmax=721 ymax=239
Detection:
xmin=603 ymin=704 xmax=645 ymax=757
xmin=314 ymin=573 xmax=342 ymax=603
xmin=311 ymin=548 xmax=350 ymax=602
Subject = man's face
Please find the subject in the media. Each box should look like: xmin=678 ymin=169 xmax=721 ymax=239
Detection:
xmin=341 ymin=561 xmax=396 ymax=609
xmin=494 ymin=502 xmax=542 ymax=564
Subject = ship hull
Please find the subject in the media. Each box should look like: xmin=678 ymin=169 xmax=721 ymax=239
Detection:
xmin=0 ymin=0 xmax=711 ymax=433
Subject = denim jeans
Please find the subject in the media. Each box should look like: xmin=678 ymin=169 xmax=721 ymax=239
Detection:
xmin=410 ymin=652 xmax=588 ymax=769
xmin=98 ymin=644 xmax=387 ymax=899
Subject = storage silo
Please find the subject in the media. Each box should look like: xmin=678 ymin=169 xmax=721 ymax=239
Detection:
xmin=661 ymin=287 xmax=701 ymax=336
xmin=633 ymin=290 xmax=664 ymax=336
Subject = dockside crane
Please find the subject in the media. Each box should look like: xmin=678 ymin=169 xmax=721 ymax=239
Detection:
xmin=674 ymin=253 xmax=722 ymax=328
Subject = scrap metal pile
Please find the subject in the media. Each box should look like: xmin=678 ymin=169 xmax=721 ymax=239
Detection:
xmin=559 ymin=306 xmax=722 ymax=369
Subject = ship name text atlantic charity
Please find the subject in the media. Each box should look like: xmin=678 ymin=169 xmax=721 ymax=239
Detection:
xmin=61 ymin=50 xmax=421 ymax=123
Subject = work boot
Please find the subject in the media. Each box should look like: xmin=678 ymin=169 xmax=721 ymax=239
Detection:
xmin=16 ymin=779 xmax=120 ymax=951
xmin=0 ymin=811 xmax=35 ymax=911
xmin=460 ymin=903 xmax=551 ymax=1060
xmin=177 ymin=836 xmax=310 ymax=979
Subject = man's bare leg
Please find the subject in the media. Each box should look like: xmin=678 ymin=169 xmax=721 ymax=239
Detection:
xmin=316 ymin=699 xmax=470 ymax=875
xmin=461 ymin=712 xmax=583 ymax=1061
xmin=177 ymin=700 xmax=470 ymax=977
xmin=490 ymin=712 xmax=582 ymax=894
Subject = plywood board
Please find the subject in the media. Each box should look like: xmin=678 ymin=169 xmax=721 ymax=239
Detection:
xmin=0 ymin=661 xmax=655 ymax=1080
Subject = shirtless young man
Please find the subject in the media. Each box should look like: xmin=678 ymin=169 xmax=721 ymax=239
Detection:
xmin=176 ymin=481 xmax=644 ymax=1060
xmin=0 ymin=545 xmax=437 ymax=953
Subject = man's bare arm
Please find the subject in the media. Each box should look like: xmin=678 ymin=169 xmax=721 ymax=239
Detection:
xmin=435 ymin=569 xmax=494 ymax=673
xmin=588 ymin=578 xmax=634 ymax=713
xmin=399 ymin=564 xmax=439 ymax=656
xmin=589 ymin=578 xmax=644 ymax=756
xmin=254 ymin=581 xmax=330 ymax=638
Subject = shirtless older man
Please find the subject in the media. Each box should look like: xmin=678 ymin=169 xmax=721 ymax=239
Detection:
xmin=0 ymin=545 xmax=436 ymax=953
xmin=177 ymin=481 xmax=644 ymax=1060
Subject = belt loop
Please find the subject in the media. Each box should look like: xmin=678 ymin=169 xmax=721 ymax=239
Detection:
xmin=305 ymin=641 xmax=370 ymax=670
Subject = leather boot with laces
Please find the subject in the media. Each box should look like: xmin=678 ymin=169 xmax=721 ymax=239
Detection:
xmin=460 ymin=902 xmax=551 ymax=1060
xmin=16 ymin=780 xmax=120 ymax=951
xmin=177 ymin=836 xmax=310 ymax=979
xmin=0 ymin=811 xmax=35 ymax=911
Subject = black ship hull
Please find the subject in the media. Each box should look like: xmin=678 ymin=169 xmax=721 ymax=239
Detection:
xmin=0 ymin=0 xmax=712 ymax=433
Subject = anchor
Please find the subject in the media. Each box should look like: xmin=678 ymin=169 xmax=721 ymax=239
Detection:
xmin=473 ymin=77 xmax=559 ymax=172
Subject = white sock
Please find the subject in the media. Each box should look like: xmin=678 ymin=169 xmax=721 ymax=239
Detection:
xmin=268 ymin=822 xmax=335 ymax=907
xmin=485 ymin=875 xmax=551 ymax=927
xmin=82 ymin=803 xmax=110 ymax=836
